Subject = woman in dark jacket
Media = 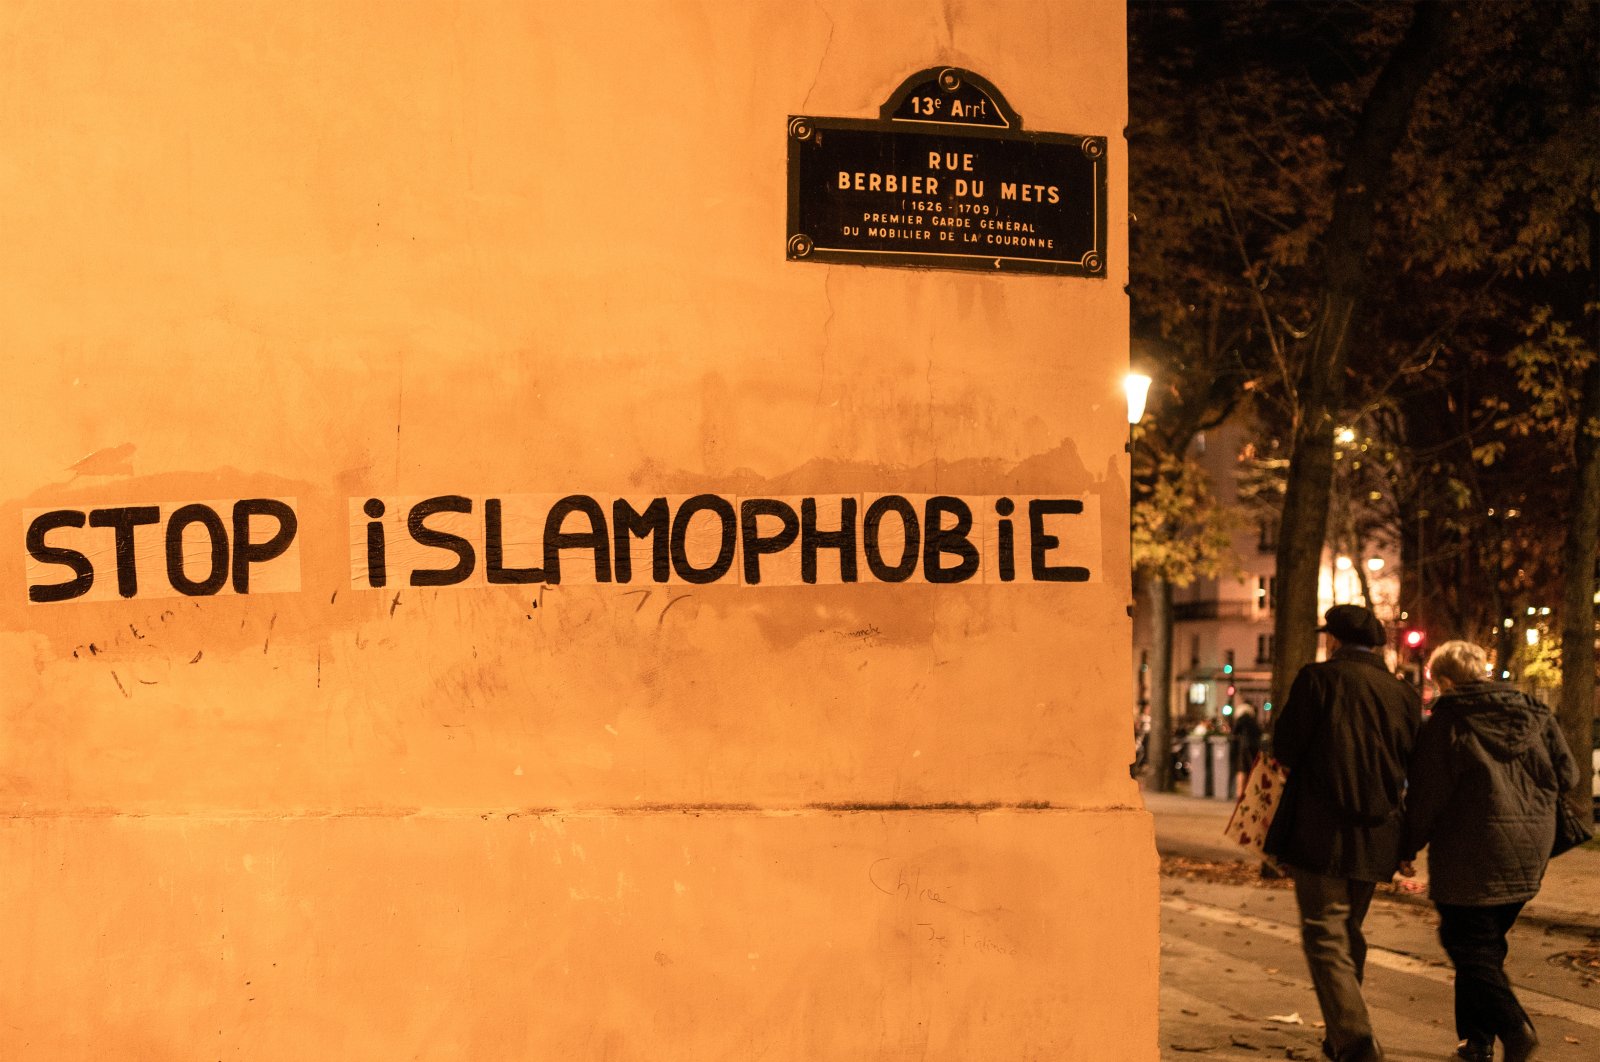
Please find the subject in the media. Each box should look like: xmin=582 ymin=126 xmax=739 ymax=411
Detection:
xmin=1401 ymin=640 xmax=1583 ymax=1062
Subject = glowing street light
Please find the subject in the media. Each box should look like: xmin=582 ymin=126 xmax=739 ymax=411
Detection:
xmin=1124 ymin=372 xmax=1152 ymax=425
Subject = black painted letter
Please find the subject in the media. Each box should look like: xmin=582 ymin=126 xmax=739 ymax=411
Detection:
xmin=363 ymin=498 xmax=387 ymax=589
xmin=612 ymin=498 xmax=670 ymax=583
xmin=995 ymin=497 xmax=1016 ymax=582
xmin=542 ymin=495 xmax=611 ymax=585
xmin=485 ymin=498 xmax=547 ymax=584
xmin=231 ymin=499 xmax=299 ymax=594
xmin=89 ymin=506 xmax=161 ymax=598
xmin=740 ymin=499 xmax=799 ymax=584
xmin=923 ymin=496 xmax=979 ymax=584
xmin=670 ymin=494 xmax=736 ymax=584
xmin=408 ymin=495 xmax=475 ymax=587
xmin=802 ymin=497 xmax=858 ymax=584
xmin=1029 ymin=499 xmax=1090 ymax=582
xmin=26 ymin=510 xmax=94 ymax=603
xmin=862 ymin=496 xmax=920 ymax=582
xmin=166 ymin=504 xmax=229 ymax=596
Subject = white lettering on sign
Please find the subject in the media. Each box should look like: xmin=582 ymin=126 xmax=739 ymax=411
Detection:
xmin=837 ymin=172 xmax=939 ymax=195
xmin=999 ymin=182 xmax=1060 ymax=204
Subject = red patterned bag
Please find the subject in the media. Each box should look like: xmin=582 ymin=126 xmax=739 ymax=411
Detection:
xmin=1223 ymin=755 xmax=1288 ymax=858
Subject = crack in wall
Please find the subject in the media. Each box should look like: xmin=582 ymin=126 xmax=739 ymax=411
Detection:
xmin=800 ymin=0 xmax=836 ymax=113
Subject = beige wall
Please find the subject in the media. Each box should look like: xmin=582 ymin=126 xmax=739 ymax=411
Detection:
xmin=0 ymin=1 xmax=1154 ymax=1057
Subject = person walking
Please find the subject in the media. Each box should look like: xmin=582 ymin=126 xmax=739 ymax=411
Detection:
xmin=1399 ymin=640 xmax=1583 ymax=1062
xmin=1231 ymin=699 xmax=1263 ymax=795
xmin=1264 ymin=605 xmax=1422 ymax=1062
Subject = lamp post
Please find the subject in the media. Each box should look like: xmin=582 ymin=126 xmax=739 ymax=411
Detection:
xmin=1125 ymin=372 xmax=1164 ymax=785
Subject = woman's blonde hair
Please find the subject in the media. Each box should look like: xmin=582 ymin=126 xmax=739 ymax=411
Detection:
xmin=1427 ymin=640 xmax=1489 ymax=687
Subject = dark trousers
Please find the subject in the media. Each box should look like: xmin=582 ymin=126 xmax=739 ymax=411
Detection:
xmin=1436 ymin=901 xmax=1530 ymax=1048
xmin=1289 ymin=867 xmax=1382 ymax=1062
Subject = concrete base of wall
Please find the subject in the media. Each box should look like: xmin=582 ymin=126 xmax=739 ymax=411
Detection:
xmin=2 ymin=807 xmax=1155 ymax=1060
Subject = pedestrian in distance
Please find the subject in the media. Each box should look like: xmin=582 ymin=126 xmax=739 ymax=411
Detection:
xmin=1231 ymin=698 xmax=1263 ymax=796
xmin=1398 ymin=639 xmax=1583 ymax=1062
xmin=1264 ymin=604 xmax=1422 ymax=1062
xmin=1131 ymin=709 xmax=1151 ymax=779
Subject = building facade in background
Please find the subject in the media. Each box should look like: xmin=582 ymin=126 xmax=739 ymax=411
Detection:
xmin=1138 ymin=418 xmax=1402 ymax=739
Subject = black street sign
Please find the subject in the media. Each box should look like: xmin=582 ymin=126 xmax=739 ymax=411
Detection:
xmin=787 ymin=67 xmax=1107 ymax=277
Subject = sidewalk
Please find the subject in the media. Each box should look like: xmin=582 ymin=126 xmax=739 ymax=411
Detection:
xmin=1143 ymin=787 xmax=1600 ymax=931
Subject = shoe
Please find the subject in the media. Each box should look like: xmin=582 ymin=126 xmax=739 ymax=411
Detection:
xmin=1341 ymin=1035 xmax=1383 ymax=1062
xmin=1453 ymin=1041 xmax=1492 ymax=1062
xmin=1502 ymin=1021 xmax=1538 ymax=1062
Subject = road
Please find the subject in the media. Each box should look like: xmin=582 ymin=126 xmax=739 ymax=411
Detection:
xmin=1159 ymin=857 xmax=1600 ymax=1061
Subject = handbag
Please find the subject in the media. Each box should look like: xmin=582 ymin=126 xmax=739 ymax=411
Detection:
xmin=1223 ymin=755 xmax=1288 ymax=859
xmin=1551 ymin=794 xmax=1594 ymax=858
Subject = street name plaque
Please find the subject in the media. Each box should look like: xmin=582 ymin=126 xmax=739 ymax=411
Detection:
xmin=787 ymin=67 xmax=1107 ymax=276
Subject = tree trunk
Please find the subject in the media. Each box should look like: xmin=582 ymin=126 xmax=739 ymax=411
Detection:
xmin=1352 ymin=527 xmax=1373 ymax=608
xmin=1144 ymin=575 xmax=1176 ymax=792
xmin=1492 ymin=581 xmax=1515 ymax=682
xmin=1269 ymin=2 xmax=1458 ymax=709
xmin=1557 ymin=211 xmax=1600 ymax=818
xmin=1272 ymin=385 xmax=1340 ymax=709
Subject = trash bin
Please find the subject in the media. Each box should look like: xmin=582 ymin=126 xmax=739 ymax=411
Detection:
xmin=1208 ymin=735 xmax=1234 ymax=801
xmin=1186 ymin=736 xmax=1210 ymax=797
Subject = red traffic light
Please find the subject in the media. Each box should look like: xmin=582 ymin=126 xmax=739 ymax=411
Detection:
xmin=1404 ymin=629 xmax=1425 ymax=648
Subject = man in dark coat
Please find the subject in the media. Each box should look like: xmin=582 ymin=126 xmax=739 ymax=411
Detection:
xmin=1400 ymin=639 xmax=1582 ymax=1062
xmin=1264 ymin=605 xmax=1422 ymax=1062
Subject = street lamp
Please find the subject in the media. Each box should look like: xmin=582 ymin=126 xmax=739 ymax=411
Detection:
xmin=1125 ymin=370 xmax=1155 ymax=783
xmin=1125 ymin=372 xmax=1152 ymax=425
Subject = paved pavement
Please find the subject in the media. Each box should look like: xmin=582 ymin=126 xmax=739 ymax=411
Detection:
xmin=1147 ymin=785 xmax=1600 ymax=1061
xmin=1144 ymin=786 xmax=1600 ymax=932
